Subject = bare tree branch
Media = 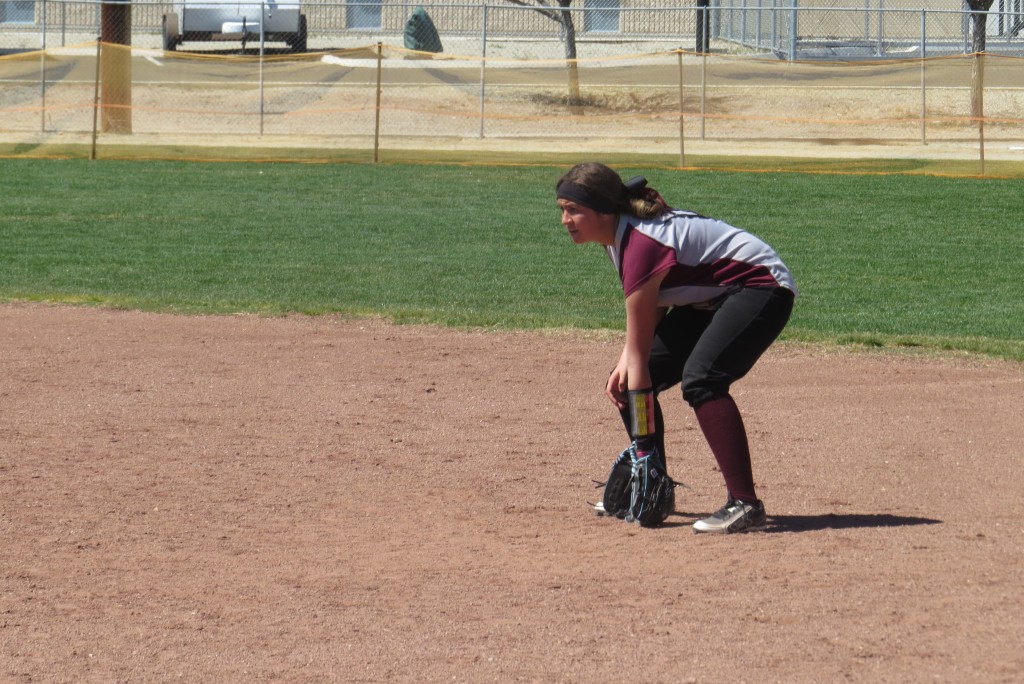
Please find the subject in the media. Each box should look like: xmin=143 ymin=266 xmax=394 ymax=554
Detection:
xmin=504 ymin=1 xmax=578 ymax=24
xmin=501 ymin=1 xmax=582 ymax=110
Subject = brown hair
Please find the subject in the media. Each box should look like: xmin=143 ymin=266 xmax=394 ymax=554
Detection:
xmin=556 ymin=162 xmax=669 ymax=219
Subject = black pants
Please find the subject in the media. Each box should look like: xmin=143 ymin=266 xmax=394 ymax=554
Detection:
xmin=619 ymin=287 xmax=794 ymax=449
xmin=655 ymin=286 xmax=794 ymax=406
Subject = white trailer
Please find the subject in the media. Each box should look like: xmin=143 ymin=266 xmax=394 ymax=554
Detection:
xmin=162 ymin=0 xmax=307 ymax=52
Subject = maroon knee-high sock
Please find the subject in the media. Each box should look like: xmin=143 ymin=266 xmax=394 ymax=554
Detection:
xmin=693 ymin=394 xmax=758 ymax=503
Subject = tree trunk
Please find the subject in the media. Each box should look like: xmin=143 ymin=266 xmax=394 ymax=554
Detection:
xmin=100 ymin=2 xmax=132 ymax=133
xmin=509 ymin=1 xmax=584 ymax=112
xmin=967 ymin=0 xmax=993 ymax=118
xmin=558 ymin=2 xmax=583 ymax=114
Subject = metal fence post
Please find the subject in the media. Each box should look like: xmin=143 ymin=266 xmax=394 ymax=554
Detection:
xmin=921 ymin=7 xmax=928 ymax=58
xmin=740 ymin=0 xmax=747 ymax=44
xmin=755 ymin=0 xmax=762 ymax=51
xmin=91 ymin=35 xmax=101 ymax=160
xmin=977 ymin=51 xmax=986 ymax=176
xmin=788 ymin=0 xmax=798 ymax=61
xmin=962 ymin=4 xmax=970 ymax=54
xmin=876 ymin=0 xmax=884 ymax=57
xmin=40 ymin=0 xmax=47 ymax=132
xmin=259 ymin=1 xmax=266 ymax=136
xmin=921 ymin=9 xmax=927 ymax=145
xmin=700 ymin=50 xmax=707 ymax=139
xmin=677 ymin=50 xmax=685 ymax=167
xmin=696 ymin=0 xmax=709 ymax=53
xmin=478 ymin=3 xmax=487 ymax=139
xmin=374 ymin=42 xmax=383 ymax=163
xmin=771 ymin=0 xmax=778 ymax=54
xmin=864 ymin=0 xmax=870 ymax=43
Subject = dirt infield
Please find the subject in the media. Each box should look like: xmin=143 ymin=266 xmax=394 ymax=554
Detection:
xmin=2 ymin=302 xmax=1022 ymax=682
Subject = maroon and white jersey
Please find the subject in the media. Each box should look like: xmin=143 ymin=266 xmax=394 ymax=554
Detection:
xmin=607 ymin=209 xmax=797 ymax=308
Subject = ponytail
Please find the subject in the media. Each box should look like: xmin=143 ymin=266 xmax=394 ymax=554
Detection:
xmin=557 ymin=162 xmax=671 ymax=219
xmin=622 ymin=176 xmax=671 ymax=219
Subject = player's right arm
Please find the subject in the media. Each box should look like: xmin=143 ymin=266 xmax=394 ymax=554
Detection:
xmin=606 ymin=271 xmax=668 ymax=409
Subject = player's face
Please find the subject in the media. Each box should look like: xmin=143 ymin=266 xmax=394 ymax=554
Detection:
xmin=558 ymin=199 xmax=615 ymax=246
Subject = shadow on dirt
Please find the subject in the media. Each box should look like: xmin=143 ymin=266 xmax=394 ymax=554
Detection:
xmin=603 ymin=509 xmax=942 ymax=532
xmin=766 ymin=513 xmax=942 ymax=532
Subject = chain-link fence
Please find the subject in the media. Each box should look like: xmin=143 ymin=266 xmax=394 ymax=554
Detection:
xmin=4 ymin=1 xmax=1024 ymax=58
xmin=715 ymin=0 xmax=1024 ymax=60
xmin=1 ymin=1 xmax=1023 ymax=171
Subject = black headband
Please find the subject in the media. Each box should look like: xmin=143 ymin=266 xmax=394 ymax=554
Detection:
xmin=556 ymin=180 xmax=619 ymax=214
xmin=556 ymin=176 xmax=649 ymax=215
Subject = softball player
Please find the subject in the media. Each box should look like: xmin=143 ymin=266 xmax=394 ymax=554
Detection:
xmin=556 ymin=162 xmax=796 ymax=533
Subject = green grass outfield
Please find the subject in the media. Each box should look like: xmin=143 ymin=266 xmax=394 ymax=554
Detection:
xmin=2 ymin=158 xmax=1022 ymax=361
